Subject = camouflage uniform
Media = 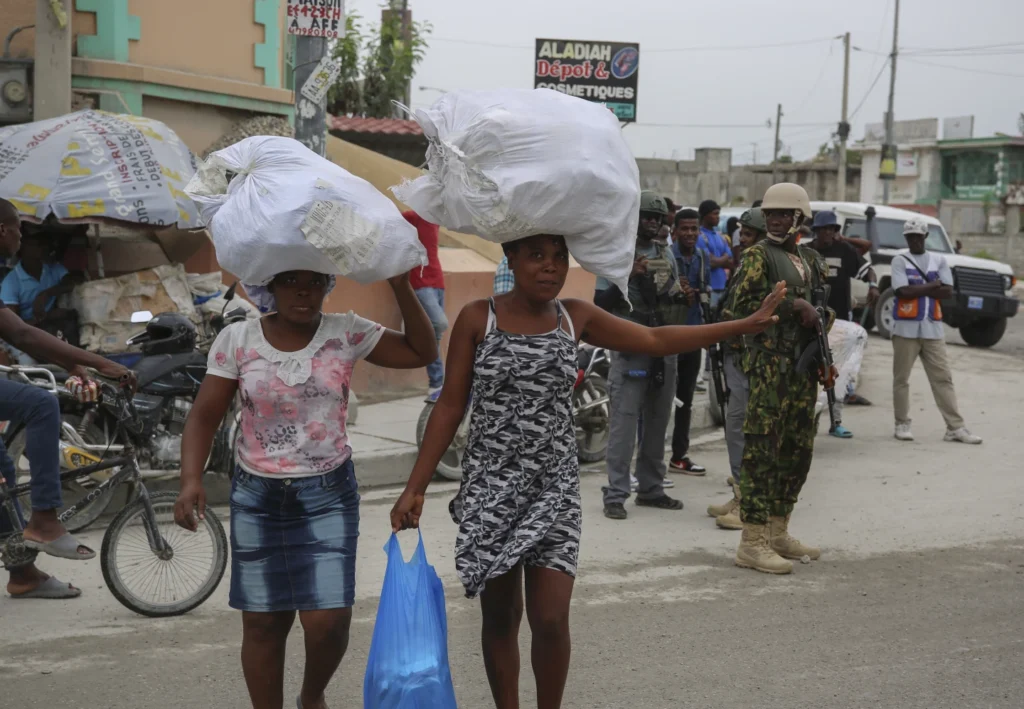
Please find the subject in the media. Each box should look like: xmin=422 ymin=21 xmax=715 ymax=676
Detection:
xmin=724 ymin=240 xmax=832 ymax=526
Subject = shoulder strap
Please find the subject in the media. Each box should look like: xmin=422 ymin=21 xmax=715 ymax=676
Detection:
xmin=485 ymin=298 xmax=497 ymax=334
xmin=556 ymin=300 xmax=576 ymax=341
xmin=900 ymin=254 xmax=933 ymax=282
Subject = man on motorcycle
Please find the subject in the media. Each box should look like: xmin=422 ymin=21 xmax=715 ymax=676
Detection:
xmin=0 ymin=199 xmax=133 ymax=598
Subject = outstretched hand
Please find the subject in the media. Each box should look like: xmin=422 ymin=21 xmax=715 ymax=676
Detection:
xmin=741 ymin=281 xmax=787 ymax=334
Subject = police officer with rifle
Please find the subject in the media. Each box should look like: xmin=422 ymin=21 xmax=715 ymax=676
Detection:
xmin=595 ymin=191 xmax=689 ymax=520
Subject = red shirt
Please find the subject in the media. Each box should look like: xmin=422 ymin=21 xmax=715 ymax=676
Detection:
xmin=403 ymin=210 xmax=444 ymax=290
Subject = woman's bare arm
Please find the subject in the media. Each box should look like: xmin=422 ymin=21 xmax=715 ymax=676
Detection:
xmin=364 ymin=274 xmax=439 ymax=369
xmin=390 ymin=300 xmax=486 ymax=531
xmin=564 ymin=281 xmax=786 ymax=356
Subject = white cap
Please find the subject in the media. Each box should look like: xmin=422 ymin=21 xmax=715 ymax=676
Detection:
xmin=903 ymin=216 xmax=929 ymax=236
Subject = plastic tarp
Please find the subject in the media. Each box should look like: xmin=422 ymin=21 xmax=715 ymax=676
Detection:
xmin=0 ymin=110 xmax=199 ymax=229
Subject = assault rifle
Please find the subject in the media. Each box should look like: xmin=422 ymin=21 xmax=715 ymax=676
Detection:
xmin=796 ymin=286 xmax=840 ymax=432
xmin=699 ymin=291 xmax=728 ymax=426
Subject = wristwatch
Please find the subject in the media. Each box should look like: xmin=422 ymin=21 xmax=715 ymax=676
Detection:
xmin=868 ymin=282 xmax=878 ymax=289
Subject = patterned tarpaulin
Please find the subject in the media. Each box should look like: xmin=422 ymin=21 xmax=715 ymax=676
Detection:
xmin=0 ymin=110 xmax=199 ymax=229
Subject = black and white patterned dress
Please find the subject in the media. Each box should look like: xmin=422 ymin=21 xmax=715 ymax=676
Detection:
xmin=449 ymin=298 xmax=582 ymax=598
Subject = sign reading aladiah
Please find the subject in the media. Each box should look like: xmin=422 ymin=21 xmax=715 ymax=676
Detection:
xmin=534 ymin=39 xmax=640 ymax=122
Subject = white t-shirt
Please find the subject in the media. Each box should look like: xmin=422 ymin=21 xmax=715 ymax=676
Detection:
xmin=206 ymin=313 xmax=384 ymax=477
xmin=889 ymin=251 xmax=952 ymax=340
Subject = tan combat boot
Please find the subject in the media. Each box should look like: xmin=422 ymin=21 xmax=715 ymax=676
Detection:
xmin=707 ymin=478 xmax=738 ymax=518
xmin=768 ymin=514 xmax=821 ymax=560
xmin=735 ymin=523 xmax=793 ymax=574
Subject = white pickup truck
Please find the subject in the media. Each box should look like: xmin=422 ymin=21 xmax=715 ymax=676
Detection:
xmin=811 ymin=202 xmax=1019 ymax=348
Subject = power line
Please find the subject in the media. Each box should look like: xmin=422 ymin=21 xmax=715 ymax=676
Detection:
xmin=849 ymin=58 xmax=889 ymax=120
xmin=902 ymin=40 xmax=1024 ymax=55
xmin=428 ymin=36 xmax=837 ymax=54
xmin=791 ymin=40 xmax=838 ymax=114
xmin=901 ymin=56 xmax=1024 ymax=79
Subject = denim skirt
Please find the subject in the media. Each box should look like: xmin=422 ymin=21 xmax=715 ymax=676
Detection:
xmin=229 ymin=460 xmax=359 ymax=612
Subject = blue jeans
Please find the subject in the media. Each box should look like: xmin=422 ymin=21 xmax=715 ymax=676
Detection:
xmin=0 ymin=379 xmax=62 ymax=513
xmin=414 ymin=287 xmax=448 ymax=388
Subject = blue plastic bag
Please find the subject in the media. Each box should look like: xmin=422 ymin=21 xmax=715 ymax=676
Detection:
xmin=364 ymin=532 xmax=458 ymax=709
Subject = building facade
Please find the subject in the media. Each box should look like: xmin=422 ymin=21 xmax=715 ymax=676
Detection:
xmin=1 ymin=0 xmax=295 ymax=154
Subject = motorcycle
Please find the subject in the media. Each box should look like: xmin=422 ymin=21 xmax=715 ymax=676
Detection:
xmin=414 ymin=344 xmax=611 ymax=481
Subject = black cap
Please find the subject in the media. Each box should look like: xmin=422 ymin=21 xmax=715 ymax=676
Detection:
xmin=699 ymin=200 xmax=721 ymax=218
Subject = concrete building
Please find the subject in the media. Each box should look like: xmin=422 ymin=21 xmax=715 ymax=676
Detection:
xmin=1 ymin=0 xmax=294 ymax=154
xmin=637 ymin=147 xmax=861 ymax=208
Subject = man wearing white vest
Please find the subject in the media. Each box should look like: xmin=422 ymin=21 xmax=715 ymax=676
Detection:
xmin=890 ymin=217 xmax=981 ymax=444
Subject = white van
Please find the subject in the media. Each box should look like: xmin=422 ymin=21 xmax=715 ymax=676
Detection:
xmin=809 ymin=202 xmax=1019 ymax=347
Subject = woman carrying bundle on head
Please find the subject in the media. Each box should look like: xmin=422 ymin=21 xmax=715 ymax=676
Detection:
xmin=391 ymin=233 xmax=785 ymax=708
xmin=175 ymin=270 xmax=436 ymax=709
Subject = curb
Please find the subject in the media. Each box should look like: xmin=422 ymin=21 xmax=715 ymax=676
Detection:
xmin=132 ymin=398 xmax=718 ymax=510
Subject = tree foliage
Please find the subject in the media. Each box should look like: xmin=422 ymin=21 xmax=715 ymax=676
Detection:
xmin=326 ymin=4 xmax=431 ymax=119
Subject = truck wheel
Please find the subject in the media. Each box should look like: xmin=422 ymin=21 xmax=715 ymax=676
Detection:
xmin=959 ymin=318 xmax=1007 ymax=348
xmin=874 ymin=288 xmax=896 ymax=340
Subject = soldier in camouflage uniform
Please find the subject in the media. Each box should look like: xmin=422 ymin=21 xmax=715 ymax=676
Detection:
xmin=726 ymin=184 xmax=833 ymax=574
xmin=595 ymin=191 xmax=689 ymax=520
xmin=707 ymin=207 xmax=767 ymax=530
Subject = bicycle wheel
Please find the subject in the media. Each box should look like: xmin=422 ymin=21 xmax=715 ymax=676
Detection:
xmin=10 ymin=420 xmax=116 ymax=534
xmin=101 ymin=490 xmax=227 ymax=617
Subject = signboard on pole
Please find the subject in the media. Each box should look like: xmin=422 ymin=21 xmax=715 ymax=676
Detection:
xmin=287 ymin=0 xmax=345 ymax=38
xmin=534 ymin=39 xmax=640 ymax=122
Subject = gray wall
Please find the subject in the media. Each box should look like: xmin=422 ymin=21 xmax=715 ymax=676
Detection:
xmin=637 ymin=148 xmax=861 ymax=208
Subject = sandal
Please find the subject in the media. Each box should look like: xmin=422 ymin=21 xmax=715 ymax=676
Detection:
xmin=829 ymin=425 xmax=854 ymax=439
xmin=23 ymin=533 xmax=96 ymax=561
xmin=635 ymin=494 xmax=684 ymax=511
xmin=9 ymin=575 xmax=82 ymax=599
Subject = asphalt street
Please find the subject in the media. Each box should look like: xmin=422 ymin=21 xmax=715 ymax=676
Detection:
xmin=2 ymin=330 xmax=1022 ymax=708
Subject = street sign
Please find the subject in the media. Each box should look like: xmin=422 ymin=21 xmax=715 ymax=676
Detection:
xmin=534 ymin=39 xmax=640 ymax=122
xmin=287 ymin=0 xmax=344 ymax=38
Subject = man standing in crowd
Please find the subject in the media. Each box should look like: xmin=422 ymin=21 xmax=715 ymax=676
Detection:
xmin=708 ymin=207 xmax=767 ymax=530
xmin=403 ymin=211 xmax=448 ymax=397
xmin=596 ymin=191 xmax=687 ymax=520
xmin=697 ymin=200 xmax=732 ymax=308
xmin=805 ymin=210 xmax=879 ymax=438
xmin=891 ymin=217 xmax=982 ymax=445
xmin=728 ymin=183 xmax=830 ymax=574
xmin=668 ymin=208 xmax=709 ymax=476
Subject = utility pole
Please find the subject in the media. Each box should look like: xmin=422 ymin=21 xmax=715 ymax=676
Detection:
xmin=34 ymin=0 xmax=72 ymax=120
xmin=294 ymin=32 xmax=329 ymax=156
xmin=882 ymin=0 xmax=901 ymax=205
xmin=771 ymin=103 xmax=783 ymax=183
xmin=837 ymin=31 xmax=851 ymax=201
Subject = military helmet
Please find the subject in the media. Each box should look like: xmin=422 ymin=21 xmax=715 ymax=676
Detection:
xmin=639 ymin=190 xmax=669 ymax=216
xmin=760 ymin=183 xmax=812 ymax=219
xmin=739 ymin=207 xmax=766 ymax=233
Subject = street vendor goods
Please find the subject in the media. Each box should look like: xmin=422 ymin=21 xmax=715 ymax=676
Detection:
xmin=185 ymin=136 xmax=426 ymax=287
xmin=392 ymin=88 xmax=640 ymax=294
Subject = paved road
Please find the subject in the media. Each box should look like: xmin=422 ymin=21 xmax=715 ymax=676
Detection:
xmin=3 ymin=337 xmax=1022 ymax=708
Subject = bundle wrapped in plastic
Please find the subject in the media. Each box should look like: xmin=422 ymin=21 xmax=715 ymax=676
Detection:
xmin=185 ymin=136 xmax=426 ymax=289
xmin=392 ymin=89 xmax=640 ymax=294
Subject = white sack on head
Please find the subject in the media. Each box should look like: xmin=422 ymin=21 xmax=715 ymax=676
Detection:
xmin=185 ymin=136 xmax=426 ymax=287
xmin=391 ymin=89 xmax=639 ymax=295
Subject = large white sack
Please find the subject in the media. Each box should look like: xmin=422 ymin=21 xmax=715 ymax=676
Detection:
xmin=391 ymin=89 xmax=639 ymax=294
xmin=185 ymin=136 xmax=426 ymax=287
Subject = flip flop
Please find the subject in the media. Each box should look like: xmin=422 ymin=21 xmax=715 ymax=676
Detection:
xmin=844 ymin=393 xmax=873 ymax=406
xmin=23 ymin=533 xmax=96 ymax=561
xmin=829 ymin=425 xmax=854 ymax=439
xmin=9 ymin=576 xmax=82 ymax=599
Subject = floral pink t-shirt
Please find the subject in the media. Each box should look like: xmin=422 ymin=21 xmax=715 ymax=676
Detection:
xmin=206 ymin=313 xmax=383 ymax=477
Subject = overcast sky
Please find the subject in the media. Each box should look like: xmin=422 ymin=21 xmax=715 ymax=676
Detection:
xmin=346 ymin=0 xmax=1024 ymax=163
